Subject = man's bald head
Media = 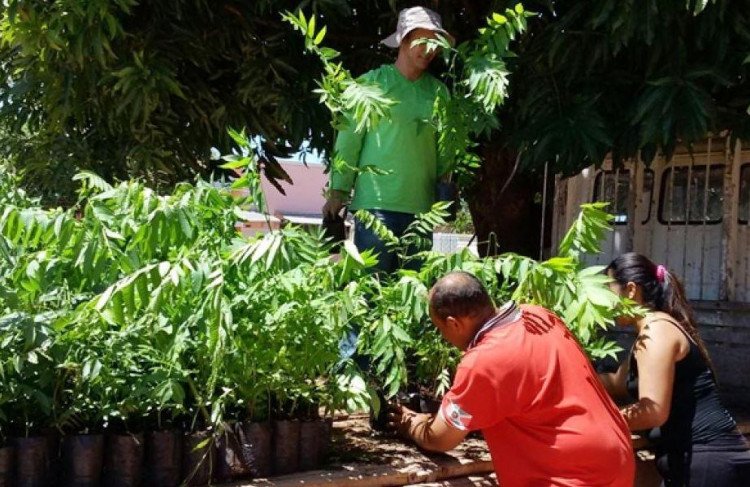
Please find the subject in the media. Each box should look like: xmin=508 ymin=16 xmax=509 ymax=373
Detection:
xmin=429 ymin=272 xmax=495 ymax=321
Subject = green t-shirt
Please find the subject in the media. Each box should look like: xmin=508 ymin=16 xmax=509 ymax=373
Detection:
xmin=330 ymin=64 xmax=451 ymax=215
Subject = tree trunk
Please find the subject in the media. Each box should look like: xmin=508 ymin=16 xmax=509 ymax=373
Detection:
xmin=466 ymin=144 xmax=543 ymax=257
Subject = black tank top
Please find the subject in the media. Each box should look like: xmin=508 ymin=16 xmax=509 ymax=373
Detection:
xmin=626 ymin=319 xmax=737 ymax=452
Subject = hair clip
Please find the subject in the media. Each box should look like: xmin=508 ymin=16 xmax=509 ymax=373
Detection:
xmin=655 ymin=264 xmax=667 ymax=283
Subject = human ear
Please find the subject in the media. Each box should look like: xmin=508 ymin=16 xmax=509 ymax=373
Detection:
xmin=445 ymin=316 xmax=459 ymax=330
xmin=626 ymin=282 xmax=638 ymax=301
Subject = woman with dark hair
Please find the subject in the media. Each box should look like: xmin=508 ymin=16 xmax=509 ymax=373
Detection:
xmin=600 ymin=252 xmax=750 ymax=486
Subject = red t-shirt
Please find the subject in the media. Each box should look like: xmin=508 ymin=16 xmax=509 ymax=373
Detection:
xmin=440 ymin=305 xmax=634 ymax=487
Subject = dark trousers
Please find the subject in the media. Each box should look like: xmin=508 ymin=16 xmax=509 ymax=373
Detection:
xmin=656 ymin=434 xmax=750 ymax=486
xmin=353 ymin=209 xmax=431 ymax=274
xmin=345 ymin=210 xmax=435 ymax=427
xmin=340 ymin=209 xmax=432 ymax=366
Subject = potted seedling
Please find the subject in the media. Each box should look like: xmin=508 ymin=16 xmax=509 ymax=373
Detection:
xmin=99 ymin=325 xmax=172 ymax=487
xmin=55 ymin=333 xmax=111 ymax=487
xmin=214 ymin=393 xmax=273 ymax=481
xmin=270 ymin=395 xmax=301 ymax=476
xmin=181 ymin=301 xmax=225 ymax=487
xmin=295 ymin=395 xmax=325 ymax=472
xmin=145 ymin=332 xmax=192 ymax=485
xmin=0 ymin=437 xmax=13 ymax=487
xmin=238 ymin=400 xmax=273 ymax=479
xmin=213 ymin=280 xmax=276 ymax=482
xmin=0 ymin=314 xmax=61 ymax=487
xmin=0 ymin=383 xmax=18 ymax=487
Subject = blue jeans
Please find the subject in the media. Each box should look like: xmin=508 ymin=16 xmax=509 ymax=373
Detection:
xmin=353 ymin=209 xmax=431 ymax=274
xmin=340 ymin=210 xmax=432 ymax=366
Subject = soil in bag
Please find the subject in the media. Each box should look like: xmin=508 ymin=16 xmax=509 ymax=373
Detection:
xmin=298 ymin=420 xmax=320 ymax=471
xmin=15 ymin=435 xmax=55 ymax=487
xmin=103 ymin=432 xmax=144 ymax=487
xmin=144 ymin=430 xmax=182 ymax=487
xmin=62 ymin=434 xmax=104 ymax=487
xmin=181 ymin=430 xmax=214 ymax=487
xmin=240 ymin=421 xmax=272 ymax=478
xmin=316 ymin=418 xmax=333 ymax=464
xmin=0 ymin=444 xmax=15 ymax=487
xmin=272 ymin=420 xmax=300 ymax=475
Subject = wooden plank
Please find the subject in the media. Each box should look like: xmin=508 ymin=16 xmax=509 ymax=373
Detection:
xmin=738 ymin=224 xmax=750 ymax=302
xmin=696 ymin=315 xmax=750 ymax=328
xmin=624 ymin=158 xmax=643 ymax=252
xmin=692 ymin=300 xmax=750 ymax=311
xmin=695 ymin=312 xmax=750 ymax=328
xmin=407 ymin=473 xmax=497 ymax=486
xmin=721 ymin=138 xmax=739 ymax=301
xmin=565 ymin=172 xmax=587 ymax=232
xmin=551 ymin=174 xmax=566 ymax=251
xmin=649 ymin=157 xmax=663 ymax=257
xmin=710 ymin=348 xmax=750 ymax=388
xmin=737 ymin=144 xmax=750 ymax=302
xmin=700 ymin=329 xmax=750 ymax=346
xmin=232 ymin=458 xmax=495 ymax=487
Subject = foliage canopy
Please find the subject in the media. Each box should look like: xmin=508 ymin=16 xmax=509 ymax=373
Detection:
xmin=1 ymin=1 xmax=748 ymax=202
xmin=0 ymin=132 xmax=637 ymax=439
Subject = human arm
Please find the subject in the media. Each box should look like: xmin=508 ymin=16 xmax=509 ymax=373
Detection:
xmin=598 ymin=357 xmax=630 ymax=402
xmin=322 ymin=68 xmax=377 ymax=217
xmin=389 ymin=404 xmax=468 ymax=452
xmin=392 ymin=360 xmax=515 ymax=450
xmin=322 ymin=126 xmax=363 ymax=218
xmin=328 ymin=126 xmax=364 ymax=194
xmin=323 ymin=69 xmax=382 ymax=217
xmin=619 ymin=320 xmax=685 ymax=430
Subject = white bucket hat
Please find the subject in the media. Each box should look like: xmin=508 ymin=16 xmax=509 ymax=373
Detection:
xmin=381 ymin=7 xmax=455 ymax=48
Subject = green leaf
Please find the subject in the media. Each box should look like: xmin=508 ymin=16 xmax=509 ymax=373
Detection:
xmin=314 ymin=26 xmax=327 ymax=45
xmin=343 ymin=240 xmax=364 ymax=265
xmin=492 ymin=13 xmax=508 ymax=24
xmin=96 ymin=285 xmax=116 ymax=310
xmin=583 ymin=286 xmax=616 ymax=307
xmin=308 ymin=16 xmax=317 ymax=39
xmin=219 ymin=158 xmax=249 ymax=170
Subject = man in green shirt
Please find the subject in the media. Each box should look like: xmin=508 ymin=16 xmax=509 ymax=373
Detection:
xmin=322 ymin=6 xmax=454 ymax=273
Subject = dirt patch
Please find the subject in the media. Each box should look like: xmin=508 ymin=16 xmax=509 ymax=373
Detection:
xmin=326 ymin=416 xmax=490 ymax=468
xmin=225 ymin=415 xmax=493 ymax=486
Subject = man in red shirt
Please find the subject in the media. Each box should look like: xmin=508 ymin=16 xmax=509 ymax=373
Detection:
xmin=389 ymin=272 xmax=635 ymax=486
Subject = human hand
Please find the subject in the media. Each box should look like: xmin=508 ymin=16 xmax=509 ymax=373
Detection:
xmin=322 ymin=190 xmax=348 ymax=218
xmin=387 ymin=403 xmax=423 ymax=439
